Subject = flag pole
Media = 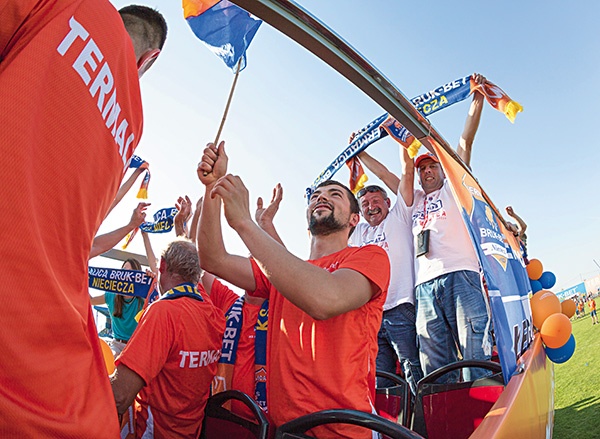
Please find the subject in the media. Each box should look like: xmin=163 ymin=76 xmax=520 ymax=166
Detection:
xmin=214 ymin=58 xmax=243 ymax=145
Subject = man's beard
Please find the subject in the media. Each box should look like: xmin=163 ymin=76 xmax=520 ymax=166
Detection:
xmin=309 ymin=210 xmax=346 ymax=236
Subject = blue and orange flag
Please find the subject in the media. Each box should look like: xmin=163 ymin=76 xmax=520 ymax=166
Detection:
xmin=183 ymin=0 xmax=262 ymax=71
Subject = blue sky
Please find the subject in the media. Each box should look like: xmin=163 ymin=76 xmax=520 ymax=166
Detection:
xmin=98 ymin=0 xmax=600 ymax=293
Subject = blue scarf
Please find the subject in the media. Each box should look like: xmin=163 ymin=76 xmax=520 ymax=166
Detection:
xmin=214 ymin=296 xmax=269 ymax=412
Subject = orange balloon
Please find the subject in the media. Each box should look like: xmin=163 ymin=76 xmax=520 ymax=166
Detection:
xmin=526 ymin=259 xmax=544 ymax=280
xmin=99 ymin=338 xmax=115 ymax=375
xmin=530 ymin=290 xmax=561 ymax=329
xmin=561 ymin=299 xmax=576 ymax=319
xmin=540 ymin=313 xmax=572 ymax=348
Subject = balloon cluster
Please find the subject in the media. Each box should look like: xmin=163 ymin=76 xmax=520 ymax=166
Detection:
xmin=527 ymin=258 xmax=576 ymax=364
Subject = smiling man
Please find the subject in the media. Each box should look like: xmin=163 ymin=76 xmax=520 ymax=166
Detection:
xmin=349 ymin=149 xmax=423 ymax=394
xmin=397 ymin=73 xmax=494 ymax=383
xmin=197 ymin=142 xmax=390 ymax=438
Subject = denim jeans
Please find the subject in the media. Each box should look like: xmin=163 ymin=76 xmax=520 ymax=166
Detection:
xmin=376 ymin=302 xmax=424 ymax=395
xmin=415 ymin=270 xmax=492 ymax=383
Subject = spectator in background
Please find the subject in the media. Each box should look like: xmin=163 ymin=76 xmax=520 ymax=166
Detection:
xmin=588 ymin=297 xmax=597 ymax=325
xmin=91 ymin=258 xmax=145 ymax=357
xmin=505 ymin=205 xmax=528 ymax=262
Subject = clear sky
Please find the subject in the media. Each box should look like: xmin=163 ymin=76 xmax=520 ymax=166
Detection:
xmin=98 ymin=0 xmax=600 ymax=293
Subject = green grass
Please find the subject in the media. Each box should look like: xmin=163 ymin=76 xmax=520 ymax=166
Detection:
xmin=553 ymin=299 xmax=600 ymax=439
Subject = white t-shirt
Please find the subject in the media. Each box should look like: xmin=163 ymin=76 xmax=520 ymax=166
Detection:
xmin=400 ymin=179 xmax=480 ymax=286
xmin=350 ymin=191 xmax=415 ymax=310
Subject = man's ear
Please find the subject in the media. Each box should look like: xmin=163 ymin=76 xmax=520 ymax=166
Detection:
xmin=159 ymin=258 xmax=166 ymax=274
xmin=349 ymin=212 xmax=360 ymax=228
xmin=386 ymin=198 xmax=391 ymax=208
xmin=137 ymin=48 xmax=160 ymax=78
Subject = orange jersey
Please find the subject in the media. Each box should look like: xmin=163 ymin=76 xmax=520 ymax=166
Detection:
xmin=249 ymin=245 xmax=390 ymax=438
xmin=589 ymin=300 xmax=596 ymax=311
xmin=117 ymin=294 xmax=226 ymax=438
xmin=211 ymin=279 xmax=264 ymax=418
xmin=0 ymin=1 xmax=142 ymax=437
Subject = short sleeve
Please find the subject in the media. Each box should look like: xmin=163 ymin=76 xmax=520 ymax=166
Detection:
xmin=392 ymin=188 xmax=415 ymax=226
xmin=247 ymin=258 xmax=271 ymax=299
xmin=116 ymin=302 xmax=174 ymax=385
xmin=210 ymin=279 xmax=241 ymax=312
xmin=339 ymin=246 xmax=390 ymax=301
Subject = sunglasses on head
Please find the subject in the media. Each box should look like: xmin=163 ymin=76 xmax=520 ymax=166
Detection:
xmin=357 ymin=185 xmax=387 ymax=199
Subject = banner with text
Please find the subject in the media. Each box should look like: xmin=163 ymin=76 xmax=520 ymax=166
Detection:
xmin=89 ymin=267 xmax=154 ymax=299
xmin=432 ymin=139 xmax=533 ymax=383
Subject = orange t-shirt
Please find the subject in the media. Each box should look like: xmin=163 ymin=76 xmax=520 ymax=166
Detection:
xmin=0 ymin=1 xmax=142 ymax=437
xmin=249 ymin=245 xmax=390 ymax=438
xmin=210 ymin=279 xmax=265 ymax=418
xmin=589 ymin=299 xmax=596 ymax=311
xmin=117 ymin=292 xmax=226 ymax=438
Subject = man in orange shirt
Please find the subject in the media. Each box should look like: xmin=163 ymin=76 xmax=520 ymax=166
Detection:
xmin=197 ymin=143 xmax=390 ymax=438
xmin=588 ymin=297 xmax=598 ymax=325
xmin=0 ymin=2 xmax=166 ymax=437
xmin=111 ymin=238 xmax=225 ymax=438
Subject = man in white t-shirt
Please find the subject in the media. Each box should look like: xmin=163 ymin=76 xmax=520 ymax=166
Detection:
xmin=350 ymin=147 xmax=423 ymax=395
xmin=397 ymin=73 xmax=493 ymax=382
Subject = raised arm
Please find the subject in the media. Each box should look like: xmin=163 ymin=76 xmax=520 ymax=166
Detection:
xmin=106 ymin=164 xmax=149 ymax=217
xmin=188 ymin=196 xmax=203 ymax=243
xmin=173 ymin=196 xmax=192 ymax=238
xmin=141 ymin=231 xmax=158 ymax=273
xmin=398 ymin=147 xmax=414 ymax=206
xmin=457 ymin=73 xmax=486 ymax=167
xmin=506 ymin=206 xmax=527 ymax=236
xmin=213 ymin=177 xmax=381 ymax=321
xmin=90 ymin=202 xmax=149 ymax=259
xmin=356 ymin=151 xmax=400 ymax=194
xmin=196 ymin=142 xmax=256 ymax=292
xmin=255 ymin=183 xmax=285 ymax=246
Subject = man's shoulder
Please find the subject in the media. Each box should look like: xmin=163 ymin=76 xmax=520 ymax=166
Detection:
xmin=333 ymin=244 xmax=388 ymax=262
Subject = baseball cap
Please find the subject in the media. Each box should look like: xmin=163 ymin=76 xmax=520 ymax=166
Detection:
xmin=414 ymin=152 xmax=439 ymax=169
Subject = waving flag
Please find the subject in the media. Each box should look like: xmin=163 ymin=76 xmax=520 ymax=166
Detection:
xmin=183 ymin=0 xmax=262 ymax=71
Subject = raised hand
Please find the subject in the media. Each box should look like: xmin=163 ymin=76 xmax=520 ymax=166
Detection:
xmin=211 ymin=174 xmax=252 ymax=231
xmin=130 ymin=202 xmax=150 ymax=228
xmin=197 ymin=141 xmax=228 ymax=186
xmin=175 ymin=196 xmax=193 ymax=223
xmin=255 ymin=183 xmax=283 ymax=228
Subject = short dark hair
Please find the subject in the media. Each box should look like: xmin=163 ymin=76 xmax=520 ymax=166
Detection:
xmin=315 ymin=180 xmax=360 ymax=215
xmin=119 ymin=5 xmax=168 ymax=51
xmin=314 ymin=180 xmax=359 ymax=237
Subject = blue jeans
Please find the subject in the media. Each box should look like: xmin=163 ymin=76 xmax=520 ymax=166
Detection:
xmin=376 ymin=302 xmax=423 ymax=395
xmin=415 ymin=270 xmax=492 ymax=383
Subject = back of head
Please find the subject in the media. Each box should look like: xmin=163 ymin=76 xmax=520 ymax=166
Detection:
xmin=119 ymin=5 xmax=167 ymax=59
xmin=161 ymin=238 xmax=201 ymax=285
